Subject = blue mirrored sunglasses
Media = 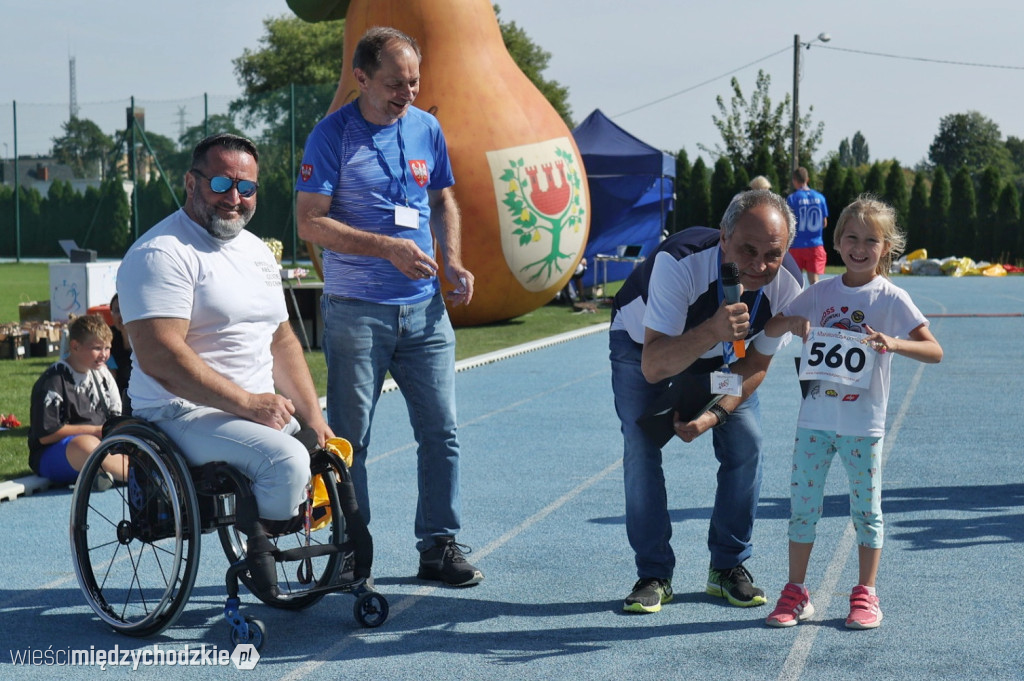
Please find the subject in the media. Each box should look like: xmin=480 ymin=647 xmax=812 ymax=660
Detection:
xmin=190 ymin=169 xmax=259 ymax=198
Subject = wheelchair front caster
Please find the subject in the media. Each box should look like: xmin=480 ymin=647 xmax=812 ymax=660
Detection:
xmin=228 ymin=616 xmax=266 ymax=650
xmin=354 ymin=592 xmax=389 ymax=628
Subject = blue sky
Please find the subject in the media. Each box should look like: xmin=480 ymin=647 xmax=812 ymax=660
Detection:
xmin=2 ymin=0 xmax=1021 ymax=168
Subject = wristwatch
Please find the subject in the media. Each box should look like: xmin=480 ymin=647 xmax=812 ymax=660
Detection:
xmin=708 ymin=404 xmax=729 ymax=427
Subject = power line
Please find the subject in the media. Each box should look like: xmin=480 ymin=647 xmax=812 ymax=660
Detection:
xmin=815 ymin=43 xmax=1024 ymax=70
xmin=612 ymin=46 xmax=791 ymax=118
xmin=612 ymin=41 xmax=1024 ymax=121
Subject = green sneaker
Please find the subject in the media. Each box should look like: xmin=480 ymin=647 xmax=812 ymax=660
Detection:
xmin=623 ymin=578 xmax=673 ymax=613
xmin=706 ymin=563 xmax=767 ymax=607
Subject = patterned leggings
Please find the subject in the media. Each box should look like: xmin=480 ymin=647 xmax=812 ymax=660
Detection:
xmin=788 ymin=427 xmax=884 ymax=549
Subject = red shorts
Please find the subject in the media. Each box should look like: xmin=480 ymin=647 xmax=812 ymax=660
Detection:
xmin=789 ymin=246 xmax=827 ymax=274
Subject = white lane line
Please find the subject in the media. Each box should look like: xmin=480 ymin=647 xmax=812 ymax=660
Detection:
xmin=278 ymin=458 xmax=623 ymax=681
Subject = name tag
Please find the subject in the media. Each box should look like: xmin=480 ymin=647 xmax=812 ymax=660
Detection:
xmin=798 ymin=327 xmax=878 ymax=388
xmin=711 ymin=370 xmax=743 ymax=397
xmin=395 ymin=205 xmax=419 ymax=229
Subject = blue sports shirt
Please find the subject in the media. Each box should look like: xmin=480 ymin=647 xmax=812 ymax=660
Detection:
xmin=297 ymin=100 xmax=455 ymax=304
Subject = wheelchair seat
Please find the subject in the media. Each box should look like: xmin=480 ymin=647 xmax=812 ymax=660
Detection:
xmin=69 ymin=417 xmax=388 ymax=648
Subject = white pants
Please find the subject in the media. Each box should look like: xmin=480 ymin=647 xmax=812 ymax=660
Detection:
xmin=133 ymin=402 xmax=310 ymax=521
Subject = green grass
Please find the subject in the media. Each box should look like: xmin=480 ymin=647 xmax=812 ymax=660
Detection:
xmin=0 ymin=262 xmax=612 ymax=481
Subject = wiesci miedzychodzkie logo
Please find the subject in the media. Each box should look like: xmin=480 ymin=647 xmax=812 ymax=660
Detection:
xmin=486 ymin=138 xmax=586 ymax=292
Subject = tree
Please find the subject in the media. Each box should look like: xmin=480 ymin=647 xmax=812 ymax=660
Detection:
xmin=822 ymin=156 xmax=842 ymax=209
xmin=928 ymin=111 xmax=1012 ymax=176
xmin=883 ymin=161 xmax=909 ymax=232
xmin=704 ymin=69 xmax=823 ymax=174
xmin=949 ymin=165 xmax=977 ymax=257
xmin=820 ymin=156 xmax=843 ymax=256
xmin=669 ymin=148 xmax=692 ymax=233
xmin=751 ymin=144 xmax=778 ymax=192
xmin=495 ymin=5 xmax=573 ymax=127
xmin=976 ymin=165 xmax=1002 ymax=261
xmin=51 ymin=117 xmax=114 ymax=178
xmin=863 ymin=162 xmax=885 ymax=197
xmin=689 ymin=157 xmax=711 ymax=228
xmin=928 ymin=167 xmax=952 ymax=256
xmin=733 ymin=165 xmax=750 ymax=194
xmin=908 ymin=172 xmax=929 ymax=252
xmin=1005 ymin=136 xmax=1024 ymax=173
xmin=710 ymin=156 xmax=735 ymax=223
xmin=838 ymin=138 xmax=852 ymax=168
xmin=991 ymin=183 xmax=1015 ymax=262
xmin=851 ymin=131 xmax=870 ymax=166
xmin=231 ymin=14 xmax=343 ymax=168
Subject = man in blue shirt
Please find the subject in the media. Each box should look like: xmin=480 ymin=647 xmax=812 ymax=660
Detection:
xmin=296 ymin=27 xmax=481 ymax=587
xmin=786 ymin=167 xmax=829 ymax=285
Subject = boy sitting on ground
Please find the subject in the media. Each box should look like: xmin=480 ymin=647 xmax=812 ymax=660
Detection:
xmin=28 ymin=314 xmax=127 ymax=489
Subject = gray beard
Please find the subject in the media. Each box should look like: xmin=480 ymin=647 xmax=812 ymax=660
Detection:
xmin=205 ymin=214 xmax=247 ymax=240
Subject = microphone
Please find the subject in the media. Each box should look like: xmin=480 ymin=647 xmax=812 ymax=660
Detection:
xmin=720 ymin=262 xmax=746 ymax=359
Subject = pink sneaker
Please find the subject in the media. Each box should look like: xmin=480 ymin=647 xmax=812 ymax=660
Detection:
xmin=765 ymin=583 xmax=815 ymax=628
xmin=845 ymin=585 xmax=883 ymax=629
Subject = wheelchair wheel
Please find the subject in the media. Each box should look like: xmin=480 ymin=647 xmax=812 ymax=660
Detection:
xmin=353 ymin=591 xmax=389 ymax=628
xmin=228 ymin=616 xmax=265 ymax=651
xmin=217 ymin=453 xmax=346 ymax=610
xmin=70 ymin=429 xmax=201 ymax=637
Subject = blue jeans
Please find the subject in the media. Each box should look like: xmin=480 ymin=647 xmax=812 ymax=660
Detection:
xmin=610 ymin=330 xmax=764 ymax=580
xmin=322 ymin=293 xmax=461 ymax=552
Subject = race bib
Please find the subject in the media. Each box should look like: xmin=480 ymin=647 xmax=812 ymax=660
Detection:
xmin=798 ymin=327 xmax=878 ymax=389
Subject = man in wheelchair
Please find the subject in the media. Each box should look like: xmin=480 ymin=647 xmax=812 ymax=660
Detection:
xmin=116 ymin=133 xmax=333 ymax=596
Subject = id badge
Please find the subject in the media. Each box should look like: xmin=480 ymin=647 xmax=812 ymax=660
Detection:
xmin=395 ymin=205 xmax=420 ymax=229
xmin=711 ymin=370 xmax=743 ymax=397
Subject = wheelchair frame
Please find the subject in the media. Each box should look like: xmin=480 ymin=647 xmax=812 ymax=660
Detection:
xmin=69 ymin=418 xmax=388 ymax=649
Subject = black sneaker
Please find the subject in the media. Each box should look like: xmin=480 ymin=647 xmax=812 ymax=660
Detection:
xmin=417 ymin=537 xmax=484 ymax=586
xmin=623 ymin=578 xmax=673 ymax=613
xmin=706 ymin=562 xmax=767 ymax=607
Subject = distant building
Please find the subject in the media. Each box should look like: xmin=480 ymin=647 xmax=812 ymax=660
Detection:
xmin=0 ymin=156 xmax=103 ymax=196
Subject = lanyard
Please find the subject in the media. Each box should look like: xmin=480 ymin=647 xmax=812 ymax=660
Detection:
xmin=363 ymin=111 xmax=410 ymax=207
xmin=716 ymin=249 xmax=762 ymax=366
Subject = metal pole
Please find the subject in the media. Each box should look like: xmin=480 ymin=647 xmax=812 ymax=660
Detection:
xmin=131 ymin=96 xmax=139 ymax=241
xmin=290 ymin=83 xmax=297 ymax=264
xmin=204 ymin=93 xmax=209 ymax=139
xmin=13 ymin=101 xmax=20 ymax=262
xmin=791 ymin=34 xmax=800 ymax=174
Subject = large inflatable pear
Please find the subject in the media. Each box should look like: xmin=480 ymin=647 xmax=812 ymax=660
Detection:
xmin=288 ymin=0 xmax=590 ymax=326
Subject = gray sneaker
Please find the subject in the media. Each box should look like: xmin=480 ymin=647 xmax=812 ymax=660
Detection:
xmin=623 ymin=578 xmax=673 ymax=613
xmin=91 ymin=470 xmax=115 ymax=493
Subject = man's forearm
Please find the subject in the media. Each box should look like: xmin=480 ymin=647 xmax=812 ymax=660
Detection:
xmin=270 ymin=328 xmax=323 ymax=426
xmin=642 ymin=321 xmax=720 ymax=383
xmin=429 ymin=188 xmax=463 ymax=266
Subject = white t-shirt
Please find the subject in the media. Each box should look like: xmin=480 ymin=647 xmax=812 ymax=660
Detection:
xmin=643 ymin=247 xmax=802 ymax=368
xmin=116 ymin=209 xmax=288 ymax=412
xmin=776 ymin=274 xmax=928 ymax=437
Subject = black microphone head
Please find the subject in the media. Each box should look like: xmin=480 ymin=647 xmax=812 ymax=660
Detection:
xmin=721 ymin=262 xmax=740 ymax=286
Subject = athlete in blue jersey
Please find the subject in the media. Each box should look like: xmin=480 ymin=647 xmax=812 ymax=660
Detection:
xmin=786 ymin=167 xmax=830 ymax=285
xmin=296 ymin=27 xmax=481 ymax=587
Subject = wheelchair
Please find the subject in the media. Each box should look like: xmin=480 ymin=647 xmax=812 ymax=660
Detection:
xmin=69 ymin=418 xmax=389 ymax=649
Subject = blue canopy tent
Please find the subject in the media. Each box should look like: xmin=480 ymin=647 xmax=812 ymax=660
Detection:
xmin=572 ymin=109 xmax=675 ymax=288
